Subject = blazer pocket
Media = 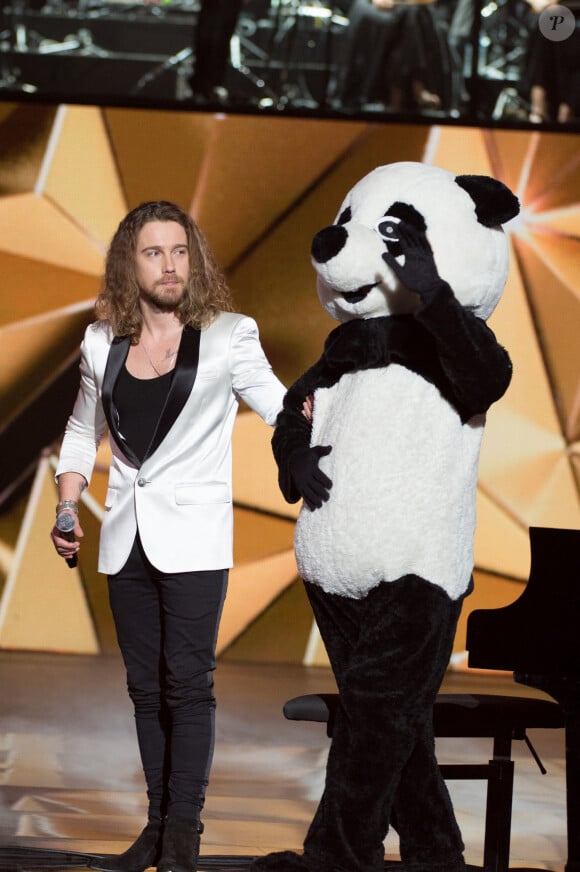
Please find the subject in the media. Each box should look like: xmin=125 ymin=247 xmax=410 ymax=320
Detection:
xmin=174 ymin=481 xmax=230 ymax=505
xmin=196 ymin=366 xmax=219 ymax=381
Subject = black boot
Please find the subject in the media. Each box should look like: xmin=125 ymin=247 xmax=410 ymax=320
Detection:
xmin=89 ymin=819 xmax=163 ymax=872
xmin=156 ymin=817 xmax=203 ymax=872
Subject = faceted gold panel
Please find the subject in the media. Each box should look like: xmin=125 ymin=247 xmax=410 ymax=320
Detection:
xmin=0 ymin=105 xmax=577 ymax=665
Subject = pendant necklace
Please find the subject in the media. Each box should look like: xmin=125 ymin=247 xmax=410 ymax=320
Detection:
xmin=140 ymin=335 xmax=180 ymax=377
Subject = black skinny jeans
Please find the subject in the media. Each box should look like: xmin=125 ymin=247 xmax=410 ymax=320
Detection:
xmin=108 ymin=534 xmax=228 ymax=822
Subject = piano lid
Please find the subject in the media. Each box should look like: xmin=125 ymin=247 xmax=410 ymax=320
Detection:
xmin=467 ymin=527 xmax=580 ymax=677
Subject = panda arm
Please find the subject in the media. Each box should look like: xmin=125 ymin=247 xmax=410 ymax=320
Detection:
xmin=271 ymin=358 xmax=331 ymax=504
xmin=416 ymin=281 xmax=513 ymax=416
xmin=384 ymin=222 xmax=512 ymax=415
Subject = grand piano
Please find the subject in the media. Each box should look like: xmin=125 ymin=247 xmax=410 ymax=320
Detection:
xmin=466 ymin=525 xmax=580 ymax=872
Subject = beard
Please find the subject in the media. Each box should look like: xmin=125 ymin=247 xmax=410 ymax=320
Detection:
xmin=142 ymin=277 xmax=187 ymax=312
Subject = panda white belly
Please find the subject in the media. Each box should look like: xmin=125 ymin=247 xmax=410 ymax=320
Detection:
xmin=294 ymin=364 xmax=485 ymax=600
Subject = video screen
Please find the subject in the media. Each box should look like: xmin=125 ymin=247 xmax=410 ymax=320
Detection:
xmin=0 ymin=0 xmax=578 ymax=129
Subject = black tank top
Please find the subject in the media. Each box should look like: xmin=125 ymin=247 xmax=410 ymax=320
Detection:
xmin=113 ymin=366 xmax=173 ymax=463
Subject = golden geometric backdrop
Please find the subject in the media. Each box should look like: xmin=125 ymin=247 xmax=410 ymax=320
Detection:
xmin=0 ymin=104 xmax=578 ymax=667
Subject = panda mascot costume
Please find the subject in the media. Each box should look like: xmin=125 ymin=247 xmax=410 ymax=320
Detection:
xmin=251 ymin=162 xmax=520 ymax=872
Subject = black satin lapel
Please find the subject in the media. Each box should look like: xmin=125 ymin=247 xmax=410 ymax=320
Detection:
xmin=145 ymin=324 xmax=201 ymax=461
xmin=102 ymin=336 xmax=142 ymax=469
xmin=102 ymin=335 xmax=129 ymax=435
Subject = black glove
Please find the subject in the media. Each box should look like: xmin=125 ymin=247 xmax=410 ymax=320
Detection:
xmin=289 ymin=445 xmax=333 ymax=510
xmin=382 ymin=223 xmax=445 ymax=303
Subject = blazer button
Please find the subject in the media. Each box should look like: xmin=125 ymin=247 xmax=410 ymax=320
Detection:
xmin=137 ymin=478 xmax=146 ymax=487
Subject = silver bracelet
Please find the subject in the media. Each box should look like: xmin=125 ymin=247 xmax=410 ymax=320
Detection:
xmin=56 ymin=500 xmax=79 ymax=515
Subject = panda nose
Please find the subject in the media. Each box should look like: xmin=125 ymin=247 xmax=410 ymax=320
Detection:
xmin=311 ymin=225 xmax=348 ymax=264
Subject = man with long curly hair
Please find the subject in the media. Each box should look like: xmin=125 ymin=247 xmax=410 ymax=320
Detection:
xmin=51 ymin=201 xmax=286 ymax=872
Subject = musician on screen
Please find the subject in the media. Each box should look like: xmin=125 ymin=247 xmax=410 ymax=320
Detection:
xmin=190 ymin=0 xmax=253 ymax=103
xmin=336 ymin=0 xmax=449 ymax=112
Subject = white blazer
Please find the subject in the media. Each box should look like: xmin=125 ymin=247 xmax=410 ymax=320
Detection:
xmin=56 ymin=313 xmax=286 ymax=575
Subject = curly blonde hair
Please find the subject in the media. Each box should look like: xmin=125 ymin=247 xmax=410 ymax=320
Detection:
xmin=95 ymin=201 xmax=234 ymax=340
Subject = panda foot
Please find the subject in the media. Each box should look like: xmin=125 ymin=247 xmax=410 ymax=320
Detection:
xmin=248 ymin=851 xmax=308 ymax=872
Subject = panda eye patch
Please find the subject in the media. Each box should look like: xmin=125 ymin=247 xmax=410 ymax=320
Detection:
xmin=375 ymin=216 xmax=401 ymax=242
xmin=384 ymin=202 xmax=426 ymax=232
xmin=337 ymin=207 xmax=351 ymax=225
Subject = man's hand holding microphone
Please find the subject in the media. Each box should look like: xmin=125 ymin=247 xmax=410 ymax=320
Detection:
xmin=51 ymin=498 xmax=83 ymax=568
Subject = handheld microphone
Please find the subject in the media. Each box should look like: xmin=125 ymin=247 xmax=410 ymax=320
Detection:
xmin=55 ymin=512 xmax=78 ymax=569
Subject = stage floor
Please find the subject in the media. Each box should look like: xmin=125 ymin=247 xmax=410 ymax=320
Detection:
xmin=0 ymin=652 xmax=567 ymax=870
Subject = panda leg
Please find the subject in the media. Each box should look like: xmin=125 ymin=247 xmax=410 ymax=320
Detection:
xmin=390 ymin=714 xmax=465 ymax=871
xmin=390 ymin=579 xmax=473 ymax=871
xmin=301 ymin=576 xmax=466 ymax=872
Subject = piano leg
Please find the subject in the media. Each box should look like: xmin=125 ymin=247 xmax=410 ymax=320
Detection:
xmin=563 ymin=700 xmax=580 ymax=872
xmin=516 ymin=674 xmax=580 ymax=872
xmin=483 ymin=735 xmax=515 ymax=872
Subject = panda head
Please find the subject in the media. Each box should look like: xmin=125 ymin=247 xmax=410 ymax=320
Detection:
xmin=311 ymin=161 xmax=520 ymax=323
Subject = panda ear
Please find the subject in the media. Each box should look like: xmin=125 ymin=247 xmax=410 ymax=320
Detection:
xmin=455 ymin=175 xmax=520 ymax=227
